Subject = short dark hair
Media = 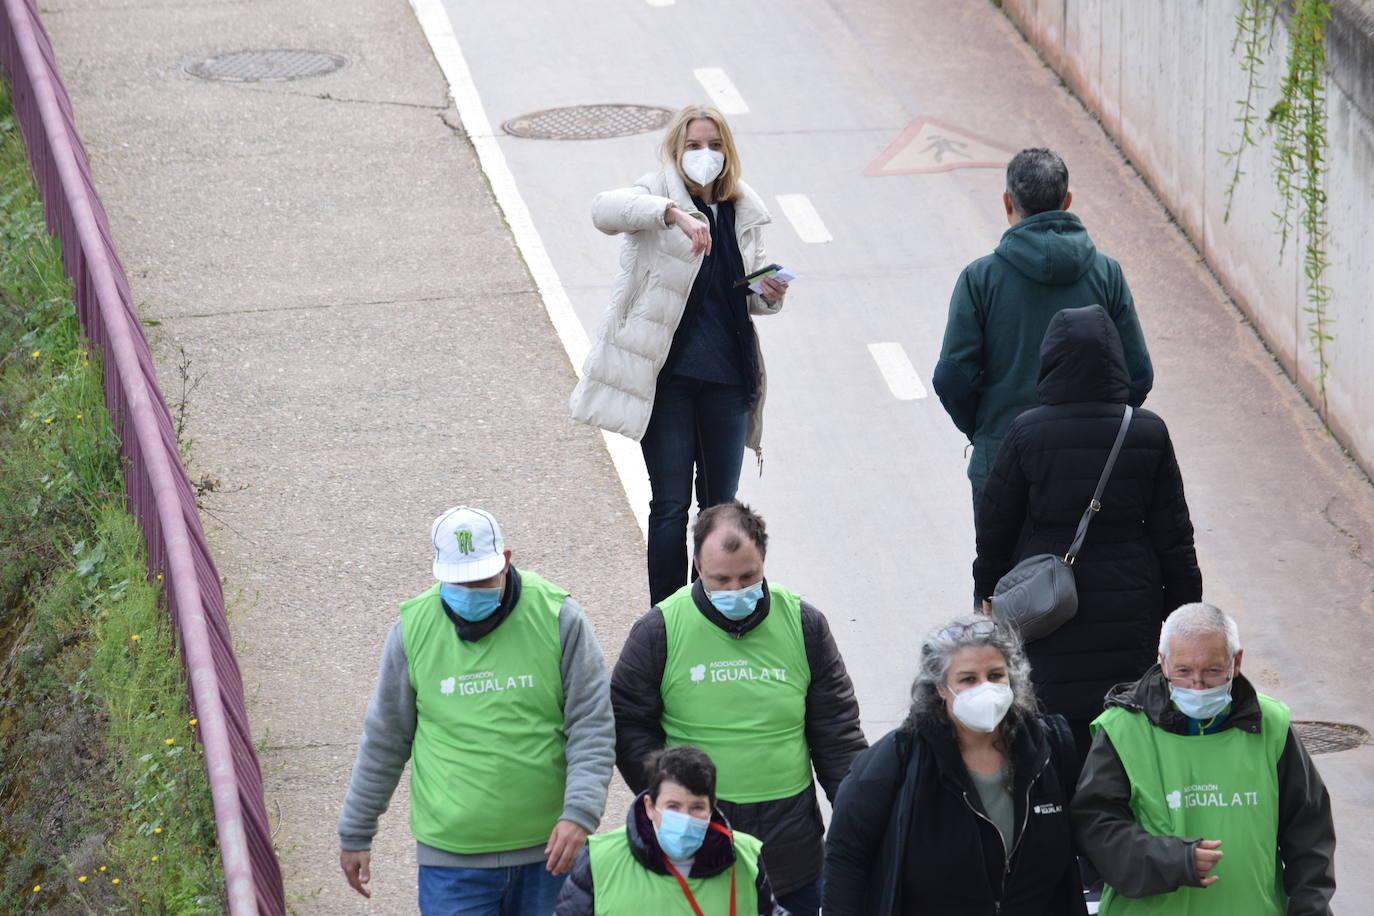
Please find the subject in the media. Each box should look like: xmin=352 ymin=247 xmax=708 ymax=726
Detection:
xmin=1005 ymin=148 xmax=1069 ymax=217
xmin=645 ymin=745 xmax=716 ymax=803
xmin=692 ymin=502 xmax=768 ymax=559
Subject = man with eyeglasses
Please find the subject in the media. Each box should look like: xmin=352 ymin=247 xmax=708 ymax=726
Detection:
xmin=1072 ymin=603 xmax=1335 ymax=915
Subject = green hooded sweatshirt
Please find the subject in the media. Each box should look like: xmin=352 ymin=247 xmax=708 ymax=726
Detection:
xmin=934 ymin=210 xmax=1153 ymax=493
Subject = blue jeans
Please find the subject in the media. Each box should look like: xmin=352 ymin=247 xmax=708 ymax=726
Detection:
xmin=417 ymin=862 xmax=565 ymax=916
xmin=777 ymin=876 xmax=823 ymax=916
xmin=640 ymin=376 xmax=750 ymax=604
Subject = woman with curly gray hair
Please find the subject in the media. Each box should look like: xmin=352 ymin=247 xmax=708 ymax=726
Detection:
xmin=823 ymin=617 xmax=1086 ymax=915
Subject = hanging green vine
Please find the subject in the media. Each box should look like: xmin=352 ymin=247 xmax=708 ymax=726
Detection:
xmin=1222 ymin=0 xmax=1335 ymax=422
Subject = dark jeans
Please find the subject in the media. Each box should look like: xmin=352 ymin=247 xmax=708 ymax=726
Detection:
xmin=777 ymin=876 xmax=822 ymax=916
xmin=640 ymin=375 xmax=750 ymax=604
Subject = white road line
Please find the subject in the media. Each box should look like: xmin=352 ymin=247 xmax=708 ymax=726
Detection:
xmin=407 ymin=0 xmax=651 ymax=537
xmin=646 ymin=0 xmax=675 ymax=5
xmin=693 ymin=67 xmax=749 ymax=114
xmin=776 ymin=193 xmax=833 ymax=243
xmin=867 ymin=342 xmax=928 ymax=400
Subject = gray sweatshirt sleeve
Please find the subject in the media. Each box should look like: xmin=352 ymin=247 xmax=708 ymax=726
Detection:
xmin=558 ymin=596 xmax=615 ymax=833
xmin=337 ymin=621 xmax=416 ymax=851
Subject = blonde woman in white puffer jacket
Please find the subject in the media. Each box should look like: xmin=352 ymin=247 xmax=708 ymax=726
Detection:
xmin=570 ymin=105 xmax=788 ymax=604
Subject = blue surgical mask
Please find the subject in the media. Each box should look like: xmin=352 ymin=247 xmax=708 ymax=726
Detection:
xmin=439 ymin=583 xmax=503 ymax=622
xmin=655 ymin=808 xmax=710 ymax=860
xmin=1170 ymin=681 xmax=1233 ymax=720
xmin=708 ymin=581 xmax=765 ymax=621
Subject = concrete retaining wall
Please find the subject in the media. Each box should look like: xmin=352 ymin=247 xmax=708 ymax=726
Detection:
xmin=1002 ymin=0 xmax=1374 ymax=475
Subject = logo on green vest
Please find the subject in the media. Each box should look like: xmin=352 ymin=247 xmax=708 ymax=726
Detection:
xmin=442 ymin=669 xmax=536 ymax=696
xmin=456 ymin=530 xmax=475 ymax=554
xmin=1168 ymin=783 xmax=1261 ymax=810
xmin=692 ymin=658 xmax=788 ymax=683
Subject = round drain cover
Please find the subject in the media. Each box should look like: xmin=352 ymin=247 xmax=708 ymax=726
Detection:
xmin=1292 ymin=720 xmax=1369 ymax=755
xmin=503 ymin=104 xmax=675 ymax=140
xmin=185 ymin=49 xmax=347 ymax=83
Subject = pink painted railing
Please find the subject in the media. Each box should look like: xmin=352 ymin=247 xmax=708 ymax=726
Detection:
xmin=0 ymin=1 xmax=284 ymax=912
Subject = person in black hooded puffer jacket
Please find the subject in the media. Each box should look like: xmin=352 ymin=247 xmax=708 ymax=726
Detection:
xmin=973 ymin=304 xmax=1202 ymax=760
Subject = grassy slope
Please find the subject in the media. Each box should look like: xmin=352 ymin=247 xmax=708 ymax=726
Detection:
xmin=0 ymin=83 xmax=225 ymax=913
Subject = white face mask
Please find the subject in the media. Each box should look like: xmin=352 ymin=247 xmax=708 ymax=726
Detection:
xmin=682 ymin=148 xmax=725 ymax=186
xmin=949 ymin=681 xmax=1015 ymax=733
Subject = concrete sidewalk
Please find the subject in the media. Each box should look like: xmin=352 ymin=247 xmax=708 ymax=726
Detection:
xmin=42 ymin=0 xmax=645 ymax=911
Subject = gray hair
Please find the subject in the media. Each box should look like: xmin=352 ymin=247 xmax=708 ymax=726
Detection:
xmin=1006 ymin=148 xmax=1069 ymax=217
xmin=1158 ymin=603 xmax=1242 ymax=658
xmin=908 ymin=615 xmax=1039 ymax=736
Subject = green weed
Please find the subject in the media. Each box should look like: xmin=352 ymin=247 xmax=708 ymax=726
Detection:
xmin=0 ymin=79 xmax=224 ymax=913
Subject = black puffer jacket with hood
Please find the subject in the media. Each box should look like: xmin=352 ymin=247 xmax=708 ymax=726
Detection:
xmin=554 ymin=790 xmax=786 ymax=915
xmin=973 ymin=305 xmax=1202 ymax=732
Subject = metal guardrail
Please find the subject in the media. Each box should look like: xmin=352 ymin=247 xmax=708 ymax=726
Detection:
xmin=0 ymin=1 xmax=285 ymax=912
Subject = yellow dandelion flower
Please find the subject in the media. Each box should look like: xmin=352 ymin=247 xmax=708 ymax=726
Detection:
xmin=32 ymin=885 xmax=41 ymax=892
xmin=78 ymin=876 xmax=87 ymax=883
xmin=153 ymin=827 xmax=162 ymax=834
xmin=99 ymin=866 xmax=107 ymax=872
xmin=156 ymin=573 xmax=163 ymax=581
xmin=151 ymin=856 xmax=159 ymax=863
xmin=165 ymin=738 xmax=175 ymax=746
xmin=43 ymin=418 xmax=52 ymax=424
xmin=31 ymin=351 xmax=40 ymax=358
xmin=189 ymin=718 xmax=198 ymax=726
xmin=130 ymin=634 xmax=140 ymax=642
xmin=76 ymin=413 xmax=83 ymax=419
xmin=112 ymin=878 xmax=120 ymax=885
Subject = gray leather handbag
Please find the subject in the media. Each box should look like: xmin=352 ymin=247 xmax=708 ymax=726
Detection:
xmin=990 ymin=406 xmax=1133 ymax=642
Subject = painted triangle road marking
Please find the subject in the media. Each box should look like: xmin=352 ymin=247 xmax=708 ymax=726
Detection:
xmin=866 ymin=117 xmax=1017 ymax=176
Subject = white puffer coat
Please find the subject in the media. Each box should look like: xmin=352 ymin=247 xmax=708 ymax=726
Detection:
xmin=568 ymin=167 xmax=782 ymax=455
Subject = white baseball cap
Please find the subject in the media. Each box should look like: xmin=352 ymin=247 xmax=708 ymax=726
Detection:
xmin=431 ymin=506 xmax=507 ymax=583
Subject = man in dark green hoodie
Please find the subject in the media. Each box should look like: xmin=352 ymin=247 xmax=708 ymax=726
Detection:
xmin=934 ymin=148 xmax=1153 ymax=505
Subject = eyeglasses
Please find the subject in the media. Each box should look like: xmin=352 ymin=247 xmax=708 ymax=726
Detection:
xmin=938 ymin=619 xmax=998 ymax=641
xmin=1165 ymin=666 xmax=1233 ymax=689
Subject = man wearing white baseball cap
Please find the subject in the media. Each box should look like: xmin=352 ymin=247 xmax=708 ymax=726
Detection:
xmin=338 ymin=506 xmax=616 ymax=915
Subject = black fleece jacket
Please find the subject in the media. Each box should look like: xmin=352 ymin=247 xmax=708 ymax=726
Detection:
xmin=823 ymin=712 xmax=1085 ymax=915
xmin=1071 ymin=668 xmax=1336 ymax=913
xmin=554 ymin=791 xmax=785 ymax=915
xmin=610 ymin=579 xmax=867 ymax=895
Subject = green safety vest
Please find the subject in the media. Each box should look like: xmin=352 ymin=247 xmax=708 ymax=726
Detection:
xmin=659 ymin=584 xmax=812 ymax=803
xmin=401 ymin=572 xmax=567 ymax=853
xmin=1094 ymin=694 xmax=1291 ymax=916
xmin=588 ymin=824 xmax=763 ymax=914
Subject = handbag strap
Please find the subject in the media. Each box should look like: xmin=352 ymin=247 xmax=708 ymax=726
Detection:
xmin=1065 ymin=405 xmax=1133 ymax=563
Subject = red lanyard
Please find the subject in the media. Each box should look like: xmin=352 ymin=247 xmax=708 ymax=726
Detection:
xmin=662 ymin=822 xmax=737 ymax=916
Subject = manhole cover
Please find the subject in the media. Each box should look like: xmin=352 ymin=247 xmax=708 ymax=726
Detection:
xmin=1292 ymin=720 xmax=1369 ymax=755
xmin=185 ymin=49 xmax=347 ymax=83
xmin=503 ymin=104 xmax=675 ymax=140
